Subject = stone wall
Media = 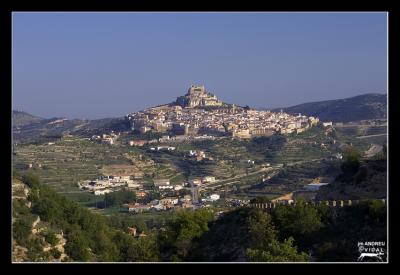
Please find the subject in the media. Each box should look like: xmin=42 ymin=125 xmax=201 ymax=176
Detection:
xmin=248 ymin=199 xmax=386 ymax=210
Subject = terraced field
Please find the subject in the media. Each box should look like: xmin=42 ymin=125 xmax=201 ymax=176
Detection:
xmin=12 ymin=136 xmax=181 ymax=203
xmin=334 ymin=125 xmax=387 ymax=151
xmin=13 ymin=123 xmax=387 ymax=207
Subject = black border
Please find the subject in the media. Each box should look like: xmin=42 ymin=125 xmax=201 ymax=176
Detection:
xmin=1 ymin=0 xmax=399 ymax=271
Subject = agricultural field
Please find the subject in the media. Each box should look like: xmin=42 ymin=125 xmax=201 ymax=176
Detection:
xmin=12 ymin=136 xmax=180 ymax=204
xmin=12 ymin=123 xmax=387 ymax=209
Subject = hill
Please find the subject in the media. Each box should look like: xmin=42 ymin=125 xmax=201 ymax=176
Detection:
xmin=316 ymin=157 xmax=387 ymax=201
xmin=12 ymin=110 xmax=44 ymax=128
xmin=12 ymin=173 xmax=160 ymax=262
xmin=12 ymin=110 xmax=131 ymax=143
xmin=187 ymin=200 xmax=386 ymax=262
xmin=273 ymin=93 xmax=387 ymax=123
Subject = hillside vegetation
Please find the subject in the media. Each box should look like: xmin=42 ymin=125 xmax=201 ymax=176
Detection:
xmin=317 ymin=159 xmax=387 ymax=200
xmin=13 ymin=172 xmax=386 ymax=262
xmin=12 ymin=110 xmax=131 ymax=143
xmin=274 ymin=93 xmax=387 ymax=122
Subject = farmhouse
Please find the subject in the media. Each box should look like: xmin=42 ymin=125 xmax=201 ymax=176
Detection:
xmin=128 ymin=203 xmax=151 ymax=213
xmin=153 ymin=178 xmax=170 ymax=186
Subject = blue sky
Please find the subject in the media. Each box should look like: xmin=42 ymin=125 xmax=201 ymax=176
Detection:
xmin=12 ymin=12 xmax=387 ymax=119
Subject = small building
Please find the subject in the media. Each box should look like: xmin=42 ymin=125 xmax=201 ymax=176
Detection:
xmin=159 ymin=185 xmax=174 ymax=190
xmin=202 ymin=176 xmax=216 ymax=183
xmin=153 ymin=179 xmax=170 ymax=187
xmin=190 ymin=178 xmax=202 ymax=186
xmin=140 ymin=126 xmax=152 ymax=133
xmin=135 ymin=191 xmax=147 ymax=198
xmin=160 ymin=197 xmax=179 ymax=205
xmin=209 ymin=194 xmax=220 ymax=201
xmin=129 ymin=140 xmax=147 ymax=147
xmin=153 ymin=204 xmax=166 ymax=211
xmin=174 ymin=185 xmax=183 ymax=191
xmin=128 ymin=203 xmax=151 ymax=213
xmin=180 ymin=201 xmax=194 ymax=209
xmin=94 ymin=189 xmax=112 ymax=196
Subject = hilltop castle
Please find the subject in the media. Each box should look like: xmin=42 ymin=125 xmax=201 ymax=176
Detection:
xmin=175 ymin=85 xmax=223 ymax=108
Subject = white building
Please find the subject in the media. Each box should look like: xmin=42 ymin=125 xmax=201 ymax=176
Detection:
xmin=202 ymin=176 xmax=216 ymax=183
xmin=209 ymin=194 xmax=220 ymax=201
xmin=154 ymin=179 xmax=170 ymax=186
xmin=159 ymin=185 xmax=174 ymax=190
xmin=94 ymin=189 xmax=113 ymax=196
xmin=174 ymin=185 xmax=183 ymax=191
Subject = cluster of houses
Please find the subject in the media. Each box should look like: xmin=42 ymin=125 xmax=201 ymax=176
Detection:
xmin=126 ymin=191 xmax=222 ymax=213
xmin=126 ymin=85 xmax=322 ymax=139
xmin=185 ymin=176 xmax=216 ymax=186
xmin=153 ymin=179 xmax=179 ymax=190
xmin=78 ymin=175 xmax=142 ymax=195
xmin=90 ymin=132 xmax=120 ymax=145
xmin=149 ymin=146 xmax=176 ymax=151
xmin=126 ymin=194 xmax=194 ymax=213
xmin=128 ymin=135 xmax=217 ymax=148
xmin=187 ymin=150 xmax=214 ymax=162
xmin=153 ymin=176 xmax=217 ymax=191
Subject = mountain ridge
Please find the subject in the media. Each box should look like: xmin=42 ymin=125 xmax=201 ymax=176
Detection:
xmin=270 ymin=93 xmax=387 ymax=123
xmin=12 ymin=92 xmax=387 ymax=142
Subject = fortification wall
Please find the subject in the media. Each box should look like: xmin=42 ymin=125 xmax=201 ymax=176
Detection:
xmin=248 ymin=199 xmax=386 ymax=210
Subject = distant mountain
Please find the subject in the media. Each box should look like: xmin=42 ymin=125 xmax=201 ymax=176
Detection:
xmin=12 ymin=110 xmax=44 ymax=127
xmin=272 ymin=93 xmax=387 ymax=123
xmin=12 ymin=110 xmax=131 ymax=143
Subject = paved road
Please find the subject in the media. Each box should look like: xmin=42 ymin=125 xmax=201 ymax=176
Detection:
xmin=356 ymin=133 xmax=387 ymax=139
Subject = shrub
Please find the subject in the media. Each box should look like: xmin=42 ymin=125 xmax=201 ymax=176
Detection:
xmin=22 ymin=173 xmax=40 ymax=189
xmin=13 ymin=218 xmax=32 ymax=246
xmin=45 ymin=230 xmax=59 ymax=246
xmin=50 ymin=247 xmax=62 ymax=259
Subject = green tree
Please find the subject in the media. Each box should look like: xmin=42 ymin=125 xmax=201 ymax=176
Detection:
xmin=126 ymin=235 xmax=160 ymax=262
xmin=21 ymin=173 xmax=40 ymax=189
xmin=50 ymin=247 xmax=62 ymax=259
xmin=272 ymin=200 xmax=322 ymax=243
xmin=64 ymin=229 xmax=91 ymax=261
xmin=159 ymin=209 xmax=213 ymax=261
xmin=368 ymin=200 xmax=386 ymax=224
xmin=104 ymin=189 xmax=136 ymax=208
xmin=246 ymin=237 xmax=308 ymax=262
xmin=45 ymin=230 xmax=59 ymax=246
xmin=13 ymin=218 xmax=32 ymax=246
xmin=92 ymin=229 xmax=120 ymax=261
xmin=246 ymin=209 xmax=308 ymax=262
xmin=341 ymin=146 xmax=361 ymax=175
xmin=26 ymin=237 xmax=46 ymax=261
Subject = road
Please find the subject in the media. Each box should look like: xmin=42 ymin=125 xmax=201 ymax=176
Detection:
xmin=356 ymin=133 xmax=387 ymax=139
xmin=208 ymin=166 xmax=278 ymax=190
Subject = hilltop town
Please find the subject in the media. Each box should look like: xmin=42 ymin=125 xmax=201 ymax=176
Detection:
xmin=127 ymin=85 xmax=320 ymax=139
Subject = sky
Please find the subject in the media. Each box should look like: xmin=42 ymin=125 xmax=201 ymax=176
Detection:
xmin=12 ymin=12 xmax=387 ymax=119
